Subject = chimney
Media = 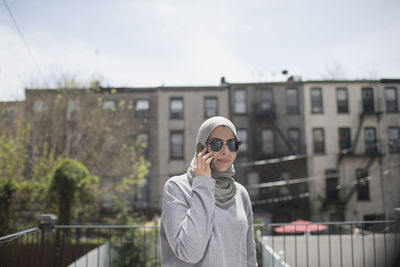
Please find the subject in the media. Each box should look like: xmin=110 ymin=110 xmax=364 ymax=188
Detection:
xmin=220 ymin=76 xmax=228 ymax=86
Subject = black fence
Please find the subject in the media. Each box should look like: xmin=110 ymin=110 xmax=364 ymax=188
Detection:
xmin=1 ymin=218 xmax=400 ymax=267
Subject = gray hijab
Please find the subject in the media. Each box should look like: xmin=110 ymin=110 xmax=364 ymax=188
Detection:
xmin=187 ymin=116 xmax=240 ymax=208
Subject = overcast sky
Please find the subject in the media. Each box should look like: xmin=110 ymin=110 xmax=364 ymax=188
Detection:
xmin=1 ymin=0 xmax=399 ymax=101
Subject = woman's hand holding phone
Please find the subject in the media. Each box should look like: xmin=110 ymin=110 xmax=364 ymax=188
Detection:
xmin=194 ymin=148 xmax=213 ymax=178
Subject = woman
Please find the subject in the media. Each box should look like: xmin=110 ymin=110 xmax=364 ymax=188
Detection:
xmin=160 ymin=116 xmax=258 ymax=267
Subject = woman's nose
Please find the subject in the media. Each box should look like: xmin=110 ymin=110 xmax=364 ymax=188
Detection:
xmin=221 ymin=143 xmax=230 ymax=153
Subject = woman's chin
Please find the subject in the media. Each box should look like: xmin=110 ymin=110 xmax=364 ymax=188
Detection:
xmin=213 ymin=164 xmax=231 ymax=172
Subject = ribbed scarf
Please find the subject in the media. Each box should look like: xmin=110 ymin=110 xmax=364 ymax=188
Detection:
xmin=187 ymin=116 xmax=239 ymax=208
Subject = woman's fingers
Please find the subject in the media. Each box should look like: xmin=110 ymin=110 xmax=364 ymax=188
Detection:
xmin=195 ymin=148 xmax=213 ymax=177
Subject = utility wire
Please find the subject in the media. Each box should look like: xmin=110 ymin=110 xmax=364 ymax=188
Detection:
xmin=2 ymin=0 xmax=44 ymax=79
xmin=246 ymin=162 xmax=400 ymax=189
xmin=239 ymin=153 xmax=307 ymax=167
xmin=249 ymin=166 xmax=393 ymax=205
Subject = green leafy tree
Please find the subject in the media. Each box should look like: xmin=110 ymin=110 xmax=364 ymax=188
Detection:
xmin=47 ymin=159 xmax=99 ymax=225
xmin=0 ymin=123 xmax=29 ymax=235
xmin=0 ymin=78 xmax=151 ymax=233
xmin=26 ymin=86 xmax=151 ymax=216
xmin=0 ymin=179 xmax=18 ymax=235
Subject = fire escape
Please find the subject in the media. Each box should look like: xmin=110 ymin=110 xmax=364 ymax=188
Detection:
xmin=249 ymin=87 xmax=308 ymax=220
xmin=328 ymin=87 xmax=383 ymax=212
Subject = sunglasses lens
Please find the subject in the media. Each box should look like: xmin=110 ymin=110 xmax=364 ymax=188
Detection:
xmin=210 ymin=140 xmax=223 ymax=152
xmin=227 ymin=140 xmax=236 ymax=152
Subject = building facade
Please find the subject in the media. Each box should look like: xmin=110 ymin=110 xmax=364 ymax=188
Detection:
xmin=0 ymin=101 xmax=25 ymax=135
xmin=228 ymin=81 xmax=309 ymax=223
xmin=303 ymin=80 xmax=400 ymax=221
xmin=17 ymin=78 xmax=400 ymax=222
xmin=155 ymin=86 xmax=230 ymax=208
xmin=25 ymin=87 xmax=158 ymax=212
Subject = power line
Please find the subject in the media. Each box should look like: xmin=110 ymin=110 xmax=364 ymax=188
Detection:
xmin=2 ymin=0 xmax=44 ymax=79
xmin=249 ymin=165 xmax=396 ymax=205
xmin=246 ymin=162 xmax=400 ymax=189
xmin=239 ymin=154 xmax=307 ymax=167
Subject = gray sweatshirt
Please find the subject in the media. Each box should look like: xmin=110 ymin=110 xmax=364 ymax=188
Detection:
xmin=160 ymin=174 xmax=258 ymax=267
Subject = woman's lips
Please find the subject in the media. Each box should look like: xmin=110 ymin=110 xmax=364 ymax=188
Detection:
xmin=217 ymin=159 xmax=230 ymax=164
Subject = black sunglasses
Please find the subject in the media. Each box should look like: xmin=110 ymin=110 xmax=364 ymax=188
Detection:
xmin=206 ymin=138 xmax=241 ymax=152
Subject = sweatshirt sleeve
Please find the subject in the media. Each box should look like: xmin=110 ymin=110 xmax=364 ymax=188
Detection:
xmin=243 ymin=188 xmax=258 ymax=267
xmin=246 ymin=209 xmax=258 ymax=267
xmin=161 ymin=176 xmax=216 ymax=264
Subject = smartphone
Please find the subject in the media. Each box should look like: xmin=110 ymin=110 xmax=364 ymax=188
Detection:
xmin=196 ymin=143 xmax=213 ymax=169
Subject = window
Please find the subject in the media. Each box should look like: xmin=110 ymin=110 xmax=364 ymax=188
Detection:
xmin=234 ymin=89 xmax=247 ymax=114
xmin=311 ymin=88 xmax=323 ymax=113
xmin=2 ymin=107 xmax=15 ymax=128
xmin=204 ymin=97 xmax=218 ymax=118
xmin=261 ymin=129 xmax=274 ymax=154
xmin=66 ymin=132 xmax=82 ymax=158
xmin=67 ymin=100 xmax=80 ymax=120
xmin=260 ymin=88 xmax=273 ymax=111
xmin=288 ymin=128 xmax=300 ymax=153
xmin=362 ymin=87 xmax=374 ymax=113
xmin=388 ymin=127 xmax=400 ymax=153
xmin=364 ymin=127 xmax=377 ymax=154
xmin=313 ymin=128 xmax=325 ymax=153
xmin=170 ymin=131 xmax=184 ymax=159
xmin=336 ymin=87 xmax=349 ymax=113
xmin=325 ymin=169 xmax=339 ymax=202
xmin=237 ymin=129 xmax=248 ymax=153
xmin=136 ymin=99 xmax=150 ymax=118
xmin=136 ymin=133 xmax=149 ymax=155
xmin=170 ymin=98 xmax=184 ymax=119
xmin=247 ymin=172 xmax=259 ymax=198
xmin=356 ymin=169 xmax=370 ymax=200
xmin=34 ymin=100 xmax=47 ymax=112
xmin=338 ymin=128 xmax=351 ymax=153
xmin=286 ymin=88 xmax=299 ymax=114
xmin=385 ymin=87 xmax=398 ymax=113
xmin=103 ymin=100 xmax=115 ymax=110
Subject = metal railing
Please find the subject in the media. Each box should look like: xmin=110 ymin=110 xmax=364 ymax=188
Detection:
xmin=1 ymin=217 xmax=400 ymax=267
xmin=256 ymin=220 xmax=400 ymax=267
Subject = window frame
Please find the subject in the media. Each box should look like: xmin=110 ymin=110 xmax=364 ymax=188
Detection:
xmin=364 ymin=127 xmax=377 ymax=154
xmin=136 ymin=132 xmax=150 ymax=156
xmin=135 ymin=99 xmax=150 ymax=119
xmin=362 ymin=87 xmax=375 ymax=113
xmin=336 ymin=87 xmax=349 ymax=113
xmin=102 ymin=100 xmax=116 ymax=110
xmin=388 ymin=127 xmax=400 ymax=153
xmin=170 ymin=130 xmax=184 ymax=159
xmin=311 ymin=87 xmax=323 ymax=114
xmin=67 ymin=99 xmax=80 ymax=121
xmin=286 ymin=87 xmax=299 ymax=114
xmin=170 ymin=97 xmax=184 ymax=119
xmin=312 ymin=128 xmax=325 ymax=154
xmin=325 ymin=169 xmax=339 ymax=202
xmin=234 ymin=89 xmax=247 ymax=115
xmin=288 ymin=128 xmax=301 ymax=153
xmin=260 ymin=88 xmax=274 ymax=111
xmin=237 ymin=128 xmax=248 ymax=154
xmin=385 ymin=87 xmax=398 ymax=113
xmin=338 ymin=127 xmax=352 ymax=152
xmin=204 ymin=97 xmax=218 ymax=118
xmin=261 ymin=128 xmax=275 ymax=154
xmin=356 ymin=169 xmax=370 ymax=201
